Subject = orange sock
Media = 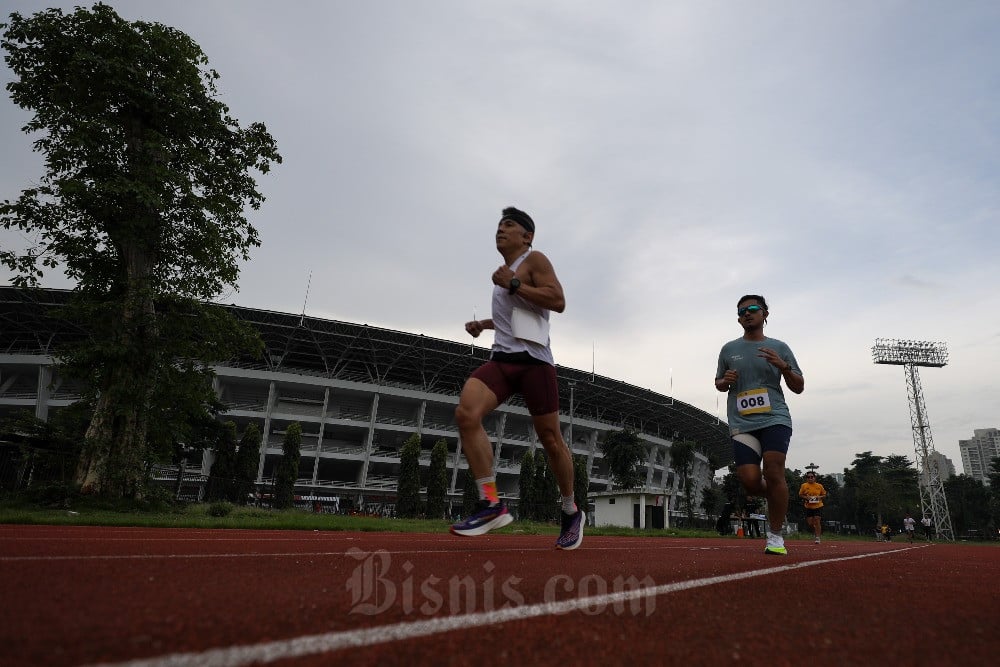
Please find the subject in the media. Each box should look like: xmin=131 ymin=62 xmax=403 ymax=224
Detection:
xmin=477 ymin=478 xmax=500 ymax=505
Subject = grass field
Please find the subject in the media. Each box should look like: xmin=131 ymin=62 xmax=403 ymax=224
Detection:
xmin=3 ymin=493 xmax=995 ymax=544
xmin=0 ymin=493 xmax=734 ymax=539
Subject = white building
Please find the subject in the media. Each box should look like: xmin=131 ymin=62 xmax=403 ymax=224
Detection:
xmin=959 ymin=428 xmax=999 ymax=486
xmin=1 ymin=287 xmax=730 ymax=515
xmin=920 ymin=450 xmax=956 ymax=486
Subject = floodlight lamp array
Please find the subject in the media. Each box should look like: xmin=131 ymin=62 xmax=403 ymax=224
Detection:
xmin=871 ymin=338 xmax=949 ymax=367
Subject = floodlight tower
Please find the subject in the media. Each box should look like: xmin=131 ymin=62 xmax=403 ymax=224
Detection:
xmin=872 ymin=338 xmax=954 ymax=541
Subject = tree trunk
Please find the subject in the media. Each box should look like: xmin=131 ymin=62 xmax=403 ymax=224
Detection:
xmin=75 ymin=247 xmax=159 ymax=497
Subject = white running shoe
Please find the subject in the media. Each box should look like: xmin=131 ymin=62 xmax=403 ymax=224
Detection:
xmin=764 ymin=531 xmax=787 ymax=555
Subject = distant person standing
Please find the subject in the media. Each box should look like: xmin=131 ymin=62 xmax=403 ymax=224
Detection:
xmin=903 ymin=513 xmax=916 ymax=542
xmin=716 ymin=295 xmax=804 ymax=555
xmin=449 ymin=207 xmax=584 ymax=550
xmin=921 ymin=515 xmax=934 ymax=541
xmin=798 ymin=471 xmax=827 ymax=544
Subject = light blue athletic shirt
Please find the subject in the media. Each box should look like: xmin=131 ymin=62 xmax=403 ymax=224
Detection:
xmin=716 ymin=336 xmax=800 ymax=435
xmin=491 ymin=250 xmax=555 ymax=365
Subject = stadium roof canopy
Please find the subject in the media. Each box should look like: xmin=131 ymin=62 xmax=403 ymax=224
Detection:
xmin=0 ymin=286 xmax=732 ymax=466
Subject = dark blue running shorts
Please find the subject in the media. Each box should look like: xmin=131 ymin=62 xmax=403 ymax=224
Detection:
xmin=731 ymin=424 xmax=792 ymax=466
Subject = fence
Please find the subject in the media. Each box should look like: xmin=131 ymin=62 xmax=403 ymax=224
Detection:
xmin=0 ymin=444 xmax=76 ymax=492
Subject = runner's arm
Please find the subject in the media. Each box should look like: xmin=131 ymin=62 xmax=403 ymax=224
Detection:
xmin=518 ymin=251 xmax=566 ymax=313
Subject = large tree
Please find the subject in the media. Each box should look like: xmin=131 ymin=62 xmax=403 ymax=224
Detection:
xmin=517 ymin=449 xmax=536 ymax=521
xmin=944 ymin=474 xmax=991 ymax=537
xmin=599 ymin=428 xmax=646 ymax=491
xmin=988 ymin=457 xmax=1000 ymax=535
xmin=0 ymin=5 xmax=280 ymax=497
xmin=842 ymin=451 xmax=920 ymax=531
xmin=669 ymin=440 xmax=696 ymax=522
xmin=572 ymin=454 xmax=589 ymax=516
xmin=395 ymin=434 xmax=422 ymax=518
xmin=272 ymin=422 xmax=301 ymax=510
xmin=231 ymin=422 xmax=261 ymax=505
xmin=205 ymin=421 xmax=237 ymax=502
xmin=424 ymin=438 xmax=449 ymax=520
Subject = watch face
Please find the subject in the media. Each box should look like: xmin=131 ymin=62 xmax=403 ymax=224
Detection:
xmin=510 ymin=278 xmax=520 ymax=288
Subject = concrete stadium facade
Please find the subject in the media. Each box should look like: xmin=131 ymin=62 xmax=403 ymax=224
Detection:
xmin=0 ymin=287 xmax=732 ymax=523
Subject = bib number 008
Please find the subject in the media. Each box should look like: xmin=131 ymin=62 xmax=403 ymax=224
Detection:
xmin=736 ymin=388 xmax=771 ymax=415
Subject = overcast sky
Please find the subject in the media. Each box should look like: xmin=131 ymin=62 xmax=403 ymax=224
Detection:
xmin=3 ymin=1 xmax=999 ymax=477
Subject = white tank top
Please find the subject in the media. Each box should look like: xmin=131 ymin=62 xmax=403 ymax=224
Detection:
xmin=491 ymin=250 xmax=554 ymax=365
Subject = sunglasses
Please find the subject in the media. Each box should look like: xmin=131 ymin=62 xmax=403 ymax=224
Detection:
xmin=737 ymin=305 xmax=763 ymax=316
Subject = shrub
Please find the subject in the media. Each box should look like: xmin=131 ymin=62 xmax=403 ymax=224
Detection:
xmin=208 ymin=501 xmax=233 ymax=517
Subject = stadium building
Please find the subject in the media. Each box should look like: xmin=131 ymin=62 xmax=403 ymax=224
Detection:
xmin=0 ymin=287 xmax=731 ymax=525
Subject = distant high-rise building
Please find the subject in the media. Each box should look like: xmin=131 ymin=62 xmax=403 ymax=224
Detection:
xmin=959 ymin=428 xmax=1000 ymax=486
xmin=920 ymin=451 xmax=956 ymax=486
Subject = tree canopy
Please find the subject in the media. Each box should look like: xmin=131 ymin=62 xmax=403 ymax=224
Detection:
xmin=1 ymin=4 xmax=280 ymax=497
xmin=599 ymin=429 xmax=646 ymax=490
xmin=669 ymin=440 xmax=697 ymax=520
xmin=1 ymin=3 xmax=280 ymax=295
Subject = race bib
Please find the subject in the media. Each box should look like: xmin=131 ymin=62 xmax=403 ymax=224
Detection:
xmin=737 ymin=388 xmax=771 ymax=415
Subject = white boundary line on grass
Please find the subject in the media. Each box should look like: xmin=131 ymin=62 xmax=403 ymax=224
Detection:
xmin=84 ymin=545 xmax=928 ymax=667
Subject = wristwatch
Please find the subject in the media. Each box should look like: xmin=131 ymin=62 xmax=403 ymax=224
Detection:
xmin=508 ymin=277 xmax=521 ymax=294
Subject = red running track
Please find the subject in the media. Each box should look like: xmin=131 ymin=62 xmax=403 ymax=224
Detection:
xmin=1 ymin=524 xmax=998 ymax=666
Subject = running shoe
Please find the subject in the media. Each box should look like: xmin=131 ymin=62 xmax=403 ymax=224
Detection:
xmin=555 ymin=509 xmax=585 ymax=550
xmin=764 ymin=531 xmax=787 ymax=555
xmin=450 ymin=501 xmax=513 ymax=536
xmin=814 ymin=536 xmax=821 ymax=544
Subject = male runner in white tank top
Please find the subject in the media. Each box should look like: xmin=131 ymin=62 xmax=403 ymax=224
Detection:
xmin=450 ymin=207 xmax=584 ymax=550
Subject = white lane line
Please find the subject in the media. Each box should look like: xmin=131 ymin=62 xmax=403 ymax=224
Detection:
xmin=0 ymin=542 xmax=908 ymax=562
xmin=84 ymin=546 xmax=927 ymax=667
xmin=0 ymin=544 xmax=746 ymax=562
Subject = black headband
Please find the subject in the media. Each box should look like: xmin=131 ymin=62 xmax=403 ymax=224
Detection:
xmin=501 ymin=207 xmax=535 ymax=233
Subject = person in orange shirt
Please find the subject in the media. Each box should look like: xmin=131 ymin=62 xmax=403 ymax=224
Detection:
xmin=798 ymin=471 xmax=827 ymax=544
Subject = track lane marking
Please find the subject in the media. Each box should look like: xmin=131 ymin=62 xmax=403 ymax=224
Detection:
xmin=84 ymin=546 xmax=928 ymax=667
xmin=1 ymin=542 xmax=919 ymax=561
xmin=0 ymin=544 xmax=760 ymax=561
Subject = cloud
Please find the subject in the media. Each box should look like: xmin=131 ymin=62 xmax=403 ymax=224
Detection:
xmin=3 ymin=0 xmax=999 ymax=476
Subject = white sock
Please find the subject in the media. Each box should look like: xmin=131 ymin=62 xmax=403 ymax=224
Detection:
xmin=561 ymin=495 xmax=577 ymax=514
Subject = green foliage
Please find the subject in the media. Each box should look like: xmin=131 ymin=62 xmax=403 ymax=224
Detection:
xmin=599 ymin=429 xmax=646 ymax=490
xmin=232 ymin=423 xmax=261 ymax=505
xmin=0 ymin=4 xmax=281 ymax=294
xmin=396 ymin=434 xmax=422 ymax=518
xmin=700 ymin=483 xmax=725 ymax=517
xmin=0 ymin=405 xmax=90 ymax=457
xmin=0 ymin=404 xmax=91 ymax=488
xmin=273 ymin=423 xmax=301 ymax=510
xmin=988 ymin=456 xmax=1000 ymax=490
xmin=0 ymin=4 xmax=279 ymax=497
xmin=205 ymin=422 xmax=238 ymax=502
xmin=517 ymin=450 xmax=536 ymax=520
xmin=944 ymin=474 xmax=991 ymax=536
xmin=843 ymin=451 xmax=920 ymax=530
xmin=573 ymin=454 xmax=589 ymax=514
xmin=17 ymin=481 xmax=76 ymax=506
xmin=989 ymin=457 xmax=1000 ymax=534
xmin=720 ymin=466 xmax=743 ymax=508
xmin=424 ymin=439 xmax=449 ymax=520
xmin=669 ymin=440 xmax=697 ymax=521
xmin=461 ymin=470 xmax=479 ymax=516
xmin=532 ymin=454 xmax=559 ymax=522
xmin=207 ymin=502 xmax=233 ymax=517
